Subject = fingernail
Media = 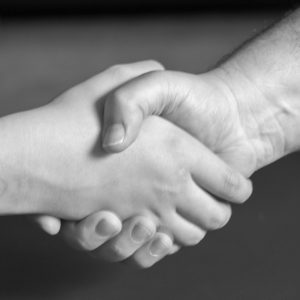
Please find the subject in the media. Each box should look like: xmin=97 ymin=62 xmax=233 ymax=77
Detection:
xmin=103 ymin=124 xmax=125 ymax=148
xmin=131 ymin=223 xmax=153 ymax=243
xmin=149 ymin=237 xmax=170 ymax=257
xmin=96 ymin=219 xmax=118 ymax=237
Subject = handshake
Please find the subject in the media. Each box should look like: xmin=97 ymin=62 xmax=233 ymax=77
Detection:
xmin=3 ymin=9 xmax=300 ymax=268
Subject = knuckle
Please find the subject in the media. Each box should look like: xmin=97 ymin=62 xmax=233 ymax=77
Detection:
xmin=222 ymin=169 xmax=253 ymax=203
xmin=184 ymin=230 xmax=206 ymax=246
xmin=222 ymin=169 xmax=243 ymax=200
xmin=205 ymin=205 xmax=232 ymax=230
xmin=169 ymin=167 xmax=190 ymax=191
xmin=145 ymin=59 xmax=164 ymax=70
xmin=146 ymin=70 xmax=165 ymax=82
xmin=157 ymin=182 xmax=185 ymax=208
xmin=110 ymin=89 xmax=140 ymax=118
xmin=112 ymin=89 xmax=131 ymax=107
xmin=108 ymin=64 xmax=131 ymax=80
xmin=133 ymin=258 xmax=154 ymax=269
xmin=109 ymin=89 xmax=139 ymax=117
xmin=177 ymin=167 xmax=190 ymax=183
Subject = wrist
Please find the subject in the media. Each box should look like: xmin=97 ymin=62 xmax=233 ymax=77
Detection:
xmin=209 ymin=63 xmax=294 ymax=170
xmin=216 ymin=10 xmax=300 ymax=165
xmin=0 ymin=112 xmax=49 ymax=215
xmin=0 ymin=115 xmax=27 ymax=214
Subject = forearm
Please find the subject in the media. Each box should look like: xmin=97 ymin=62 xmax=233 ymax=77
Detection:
xmin=0 ymin=110 xmax=50 ymax=215
xmin=213 ymin=8 xmax=300 ymax=169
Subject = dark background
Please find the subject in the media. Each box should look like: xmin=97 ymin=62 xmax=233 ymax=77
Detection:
xmin=0 ymin=1 xmax=300 ymax=300
xmin=0 ymin=0 xmax=299 ymax=15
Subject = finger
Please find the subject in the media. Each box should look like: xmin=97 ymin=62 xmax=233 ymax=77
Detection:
xmin=187 ymin=139 xmax=253 ymax=204
xmin=61 ymin=211 xmax=122 ymax=251
xmin=163 ymin=211 xmax=206 ymax=246
xmin=91 ymin=216 xmax=156 ymax=262
xmin=34 ymin=215 xmax=61 ymax=235
xmin=131 ymin=232 xmax=173 ymax=268
xmin=169 ymin=244 xmax=181 ymax=254
xmin=177 ymin=181 xmax=232 ymax=231
xmin=101 ymin=70 xmax=193 ymax=152
xmin=78 ymin=60 xmax=165 ymax=98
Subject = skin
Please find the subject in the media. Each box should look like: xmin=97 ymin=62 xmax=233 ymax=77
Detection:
xmin=0 ymin=62 xmax=252 ymax=267
xmin=57 ymin=8 xmax=300 ymax=267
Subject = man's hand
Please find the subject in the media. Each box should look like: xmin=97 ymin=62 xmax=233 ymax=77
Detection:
xmin=100 ymin=69 xmax=259 ymax=176
xmin=101 ymin=10 xmax=300 ymax=178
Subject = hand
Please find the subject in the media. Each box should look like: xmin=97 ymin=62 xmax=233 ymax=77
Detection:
xmin=32 ymin=60 xmax=165 ymax=236
xmin=14 ymin=61 xmax=249 ymax=268
xmin=32 ymin=61 xmax=177 ymax=266
xmin=100 ymin=67 xmax=282 ymax=177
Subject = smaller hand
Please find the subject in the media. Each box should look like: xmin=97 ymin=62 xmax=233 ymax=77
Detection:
xmin=32 ymin=59 xmax=166 ymax=235
xmin=32 ymin=60 xmax=179 ymax=268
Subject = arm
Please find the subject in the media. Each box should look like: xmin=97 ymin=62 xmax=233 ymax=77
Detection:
xmin=216 ymin=8 xmax=300 ymax=164
xmin=100 ymin=8 xmax=300 ymax=175
xmin=57 ymin=10 xmax=300 ymax=268
xmin=0 ymin=61 xmax=164 ymax=216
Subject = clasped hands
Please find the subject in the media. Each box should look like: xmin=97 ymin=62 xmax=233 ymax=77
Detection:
xmin=7 ymin=8 xmax=298 ymax=268
xmin=23 ymin=59 xmax=257 ymax=268
xmin=9 ymin=58 xmax=278 ymax=268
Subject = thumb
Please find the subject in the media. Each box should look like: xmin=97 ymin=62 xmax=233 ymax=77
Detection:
xmin=102 ymin=71 xmax=194 ymax=152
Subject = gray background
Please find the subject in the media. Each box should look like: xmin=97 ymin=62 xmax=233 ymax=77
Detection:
xmin=1 ymin=11 xmax=300 ymax=300
xmin=0 ymin=0 xmax=297 ymax=14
